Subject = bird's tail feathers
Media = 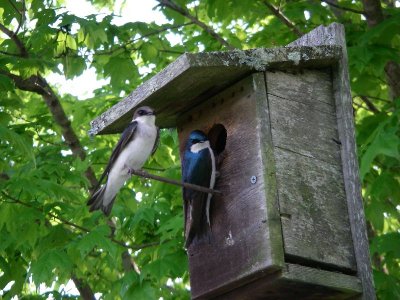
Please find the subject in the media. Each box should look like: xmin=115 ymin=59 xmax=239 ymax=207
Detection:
xmin=185 ymin=220 xmax=211 ymax=248
xmin=87 ymin=184 xmax=115 ymax=216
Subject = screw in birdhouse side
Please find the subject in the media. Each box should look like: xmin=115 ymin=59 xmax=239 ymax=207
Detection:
xmin=250 ymin=176 xmax=257 ymax=184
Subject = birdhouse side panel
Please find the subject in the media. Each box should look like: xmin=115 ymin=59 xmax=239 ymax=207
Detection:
xmin=177 ymin=73 xmax=283 ymax=298
xmin=266 ymin=69 xmax=357 ymax=272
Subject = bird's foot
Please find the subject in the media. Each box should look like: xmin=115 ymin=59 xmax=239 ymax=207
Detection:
xmin=126 ymin=167 xmax=136 ymax=176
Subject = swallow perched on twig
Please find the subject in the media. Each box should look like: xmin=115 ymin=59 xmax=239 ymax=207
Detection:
xmin=88 ymin=106 xmax=159 ymax=215
xmin=182 ymin=130 xmax=216 ymax=248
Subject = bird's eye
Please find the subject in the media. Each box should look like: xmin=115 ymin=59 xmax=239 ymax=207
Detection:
xmin=138 ymin=110 xmax=145 ymax=115
xmin=192 ymin=139 xmax=199 ymax=144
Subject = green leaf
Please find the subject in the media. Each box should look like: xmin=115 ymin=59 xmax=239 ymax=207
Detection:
xmin=103 ymin=56 xmax=138 ymax=88
xmin=358 ymin=15 xmax=400 ymax=46
xmin=130 ymin=207 xmax=156 ymax=227
xmin=360 ymin=124 xmax=400 ymax=180
xmin=75 ymin=225 xmax=117 ymax=258
xmin=31 ymin=249 xmax=73 ymax=285
xmin=369 ymin=172 xmax=400 ymax=203
xmin=374 ymin=270 xmax=400 ymax=299
xmin=156 ymin=213 xmax=183 ymax=242
xmin=371 ymin=232 xmax=400 ymax=258
xmin=124 ymin=281 xmax=156 ymax=300
xmin=120 ymin=271 xmax=139 ymax=297
xmin=64 ymin=56 xmax=87 ymax=79
xmin=141 ymin=44 xmax=158 ymax=62
xmin=0 ymin=74 xmax=14 ymax=91
xmin=66 ymin=35 xmax=77 ymax=50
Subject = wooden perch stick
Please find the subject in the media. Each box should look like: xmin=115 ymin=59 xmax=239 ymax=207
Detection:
xmin=130 ymin=169 xmax=222 ymax=195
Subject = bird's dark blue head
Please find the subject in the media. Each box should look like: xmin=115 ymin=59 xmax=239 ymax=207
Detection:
xmin=185 ymin=130 xmax=208 ymax=152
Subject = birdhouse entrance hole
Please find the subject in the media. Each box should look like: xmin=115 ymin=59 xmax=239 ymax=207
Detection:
xmin=208 ymin=124 xmax=227 ymax=155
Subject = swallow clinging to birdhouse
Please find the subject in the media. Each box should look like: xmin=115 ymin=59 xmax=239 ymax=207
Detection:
xmin=182 ymin=130 xmax=217 ymax=247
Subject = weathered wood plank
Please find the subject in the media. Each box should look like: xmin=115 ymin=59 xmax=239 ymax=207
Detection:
xmin=89 ymin=45 xmax=342 ymax=135
xmin=274 ymin=147 xmax=356 ymax=271
xmin=256 ymin=72 xmax=284 ymax=270
xmin=269 ymin=95 xmax=340 ymax=164
xmin=177 ymin=74 xmax=282 ymax=299
xmin=283 ymin=264 xmax=362 ymax=294
xmin=217 ymin=264 xmax=361 ymax=300
xmin=288 ymin=23 xmax=375 ymax=299
xmin=266 ymin=70 xmax=341 ymax=165
xmin=266 ymin=69 xmax=336 ymax=115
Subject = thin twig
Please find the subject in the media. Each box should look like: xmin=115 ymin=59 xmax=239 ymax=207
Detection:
xmin=7 ymin=0 xmax=26 ymax=35
xmin=142 ymin=166 xmax=168 ymax=172
xmin=0 ymin=22 xmax=28 ymax=57
xmin=321 ymin=0 xmax=365 ymax=15
xmin=94 ymin=22 xmax=193 ymax=57
xmin=0 ymin=173 xmax=10 ymax=180
xmin=157 ymin=0 xmax=235 ymax=50
xmin=262 ymin=0 xmax=304 ymax=37
xmin=0 ymin=49 xmax=24 ymax=57
xmin=159 ymin=49 xmax=185 ymax=55
xmin=359 ymin=95 xmax=380 ymax=113
xmin=7 ymin=0 xmax=22 ymax=18
xmin=353 ymin=101 xmax=369 ymax=112
xmin=0 ymin=191 xmax=158 ymax=251
xmin=135 ymin=21 xmax=193 ymax=42
xmin=356 ymin=94 xmax=390 ymax=103
xmin=130 ymin=169 xmax=222 ymax=195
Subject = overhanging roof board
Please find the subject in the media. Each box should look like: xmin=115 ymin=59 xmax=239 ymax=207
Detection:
xmin=89 ymin=45 xmax=342 ymax=135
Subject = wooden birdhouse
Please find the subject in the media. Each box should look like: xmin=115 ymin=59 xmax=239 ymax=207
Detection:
xmin=90 ymin=23 xmax=375 ymax=299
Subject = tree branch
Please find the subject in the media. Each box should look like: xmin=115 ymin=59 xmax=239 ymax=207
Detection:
xmin=361 ymin=0 xmax=384 ymax=27
xmin=157 ymin=0 xmax=235 ymax=50
xmin=130 ymin=169 xmax=222 ymax=195
xmin=121 ymin=251 xmax=141 ymax=273
xmin=321 ymin=0 xmax=365 ymax=15
xmin=0 ymin=69 xmax=98 ymax=188
xmin=71 ymin=275 xmax=95 ymax=300
xmin=384 ymin=60 xmax=400 ymax=99
xmin=0 ymin=22 xmax=28 ymax=57
xmin=262 ymin=0 xmax=304 ymax=37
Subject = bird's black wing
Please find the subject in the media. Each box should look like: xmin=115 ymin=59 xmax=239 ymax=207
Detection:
xmin=94 ymin=121 xmax=138 ymax=191
xmin=182 ymin=149 xmax=213 ymax=246
xmin=151 ymin=127 xmax=160 ymax=155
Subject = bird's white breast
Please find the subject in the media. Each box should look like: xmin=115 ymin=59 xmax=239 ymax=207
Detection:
xmin=117 ymin=117 xmax=157 ymax=172
xmin=104 ymin=116 xmax=157 ymax=202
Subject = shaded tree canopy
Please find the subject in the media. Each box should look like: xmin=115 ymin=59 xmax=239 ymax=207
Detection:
xmin=0 ymin=0 xmax=399 ymax=299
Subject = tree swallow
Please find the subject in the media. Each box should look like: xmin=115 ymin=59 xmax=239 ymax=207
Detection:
xmin=88 ymin=106 xmax=159 ymax=215
xmin=182 ymin=130 xmax=216 ymax=248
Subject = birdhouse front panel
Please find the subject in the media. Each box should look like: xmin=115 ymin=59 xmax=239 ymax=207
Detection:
xmin=176 ymin=69 xmax=360 ymax=299
xmin=266 ymin=69 xmax=357 ymax=272
xmin=177 ymin=73 xmax=284 ymax=298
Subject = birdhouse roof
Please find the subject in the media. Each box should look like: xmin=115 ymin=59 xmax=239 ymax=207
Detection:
xmin=89 ymin=45 xmax=341 ymax=135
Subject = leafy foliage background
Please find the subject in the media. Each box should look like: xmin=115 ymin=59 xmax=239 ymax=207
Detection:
xmin=0 ymin=0 xmax=399 ymax=299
